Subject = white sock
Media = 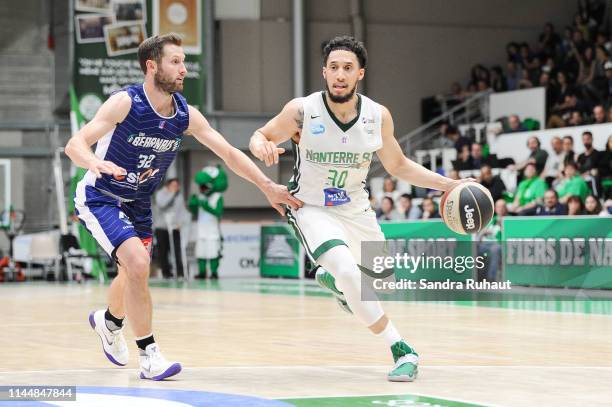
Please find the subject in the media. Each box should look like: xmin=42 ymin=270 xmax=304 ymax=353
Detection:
xmin=376 ymin=320 xmax=402 ymax=347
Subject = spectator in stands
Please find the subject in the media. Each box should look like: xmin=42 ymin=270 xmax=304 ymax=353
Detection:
xmin=510 ymin=163 xmax=548 ymax=214
xmin=470 ymin=142 xmax=494 ymax=169
xmin=566 ymin=195 xmax=585 ymax=215
xmin=377 ymin=197 xmax=400 ymax=222
xmin=506 ymin=42 xmax=520 ymax=63
xmin=448 ymin=126 xmax=471 ymax=153
xmin=381 ymin=176 xmax=401 ymax=203
xmin=476 ymin=199 xmax=507 ymax=281
xmin=508 ymin=114 xmax=527 ymax=133
xmin=518 ymin=68 xmax=534 ymax=89
xmin=397 ymin=193 xmax=422 ymax=220
xmin=506 ymin=61 xmax=520 ymax=91
xmin=601 ymin=135 xmax=612 ymax=199
xmin=490 ymin=66 xmax=507 ymax=92
xmin=591 ymin=105 xmax=606 ymax=124
xmin=568 ymin=110 xmax=585 ymax=126
xmin=557 ymin=161 xmax=590 ymax=203
xmin=549 ymin=92 xmax=588 ymax=127
xmin=539 ymin=71 xmax=557 ymax=115
xmin=539 ymin=22 xmax=561 ymax=59
xmin=518 ymin=136 xmax=549 ymax=175
xmin=577 ymin=131 xmax=601 ymax=176
xmin=535 ymin=189 xmax=567 ymax=215
xmin=478 ymin=164 xmax=506 ymax=202
xmin=560 ymin=26 xmax=574 ymax=56
xmin=584 ymin=194 xmax=603 ymax=215
xmin=562 ymin=135 xmax=576 ymax=167
xmin=593 ymin=45 xmax=610 ymax=91
xmin=420 ymin=197 xmax=440 ymax=219
xmin=576 ymin=46 xmax=596 ymax=88
xmin=604 ymin=61 xmax=612 ymax=105
xmin=453 ymin=144 xmax=473 ymax=171
xmin=543 ymin=136 xmax=565 ymax=185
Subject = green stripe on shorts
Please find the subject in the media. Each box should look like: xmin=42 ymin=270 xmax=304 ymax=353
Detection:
xmin=312 ymin=239 xmax=346 ymax=260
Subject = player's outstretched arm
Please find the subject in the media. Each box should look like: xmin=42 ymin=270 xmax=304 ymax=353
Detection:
xmin=64 ymin=91 xmax=130 ymax=178
xmin=249 ymin=98 xmax=303 ymax=167
xmin=186 ymin=105 xmax=303 ymax=215
xmin=376 ymin=106 xmax=473 ymax=191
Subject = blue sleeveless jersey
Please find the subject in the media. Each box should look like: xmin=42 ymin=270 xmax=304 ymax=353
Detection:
xmin=83 ymin=83 xmax=189 ymax=201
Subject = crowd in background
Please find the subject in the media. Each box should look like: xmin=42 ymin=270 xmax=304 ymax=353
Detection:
xmin=440 ymin=0 xmax=612 ymax=128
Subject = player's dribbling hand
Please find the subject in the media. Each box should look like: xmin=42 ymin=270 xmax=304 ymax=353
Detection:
xmin=252 ymin=139 xmax=285 ymax=167
xmin=262 ymin=182 xmax=303 ymax=216
xmin=89 ymin=158 xmax=127 ymax=179
xmin=446 ymin=177 xmax=477 ymax=191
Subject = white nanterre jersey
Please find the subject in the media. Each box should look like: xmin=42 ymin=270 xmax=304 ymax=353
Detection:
xmin=288 ymin=91 xmax=383 ymax=207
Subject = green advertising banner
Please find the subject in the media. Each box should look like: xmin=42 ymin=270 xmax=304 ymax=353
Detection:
xmin=72 ymin=0 xmax=205 ymax=121
xmin=260 ymin=225 xmax=303 ymax=278
xmin=379 ymin=220 xmax=473 ymax=282
xmin=503 ymin=216 xmax=612 ymax=288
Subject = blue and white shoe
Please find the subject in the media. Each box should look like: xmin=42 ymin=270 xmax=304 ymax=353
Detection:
xmin=139 ymin=343 xmax=182 ymax=381
xmin=89 ymin=309 xmax=129 ymax=366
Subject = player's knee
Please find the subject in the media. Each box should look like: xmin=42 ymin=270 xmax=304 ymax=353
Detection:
xmin=123 ymin=255 xmax=151 ymax=282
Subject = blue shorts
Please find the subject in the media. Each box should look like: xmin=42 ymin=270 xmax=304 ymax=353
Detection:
xmin=74 ymin=184 xmax=153 ymax=259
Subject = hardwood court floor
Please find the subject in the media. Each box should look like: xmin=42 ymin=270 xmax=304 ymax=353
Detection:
xmin=1 ymin=280 xmax=612 ymax=406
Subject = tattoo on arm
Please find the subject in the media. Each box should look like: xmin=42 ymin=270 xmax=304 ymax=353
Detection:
xmin=295 ymin=107 xmax=304 ymax=130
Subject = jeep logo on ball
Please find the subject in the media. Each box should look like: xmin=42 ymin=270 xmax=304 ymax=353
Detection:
xmin=464 ymin=205 xmax=475 ymax=230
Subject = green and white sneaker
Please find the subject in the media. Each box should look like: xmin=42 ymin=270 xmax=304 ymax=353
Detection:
xmin=315 ymin=268 xmax=352 ymax=314
xmin=388 ymin=340 xmax=419 ymax=382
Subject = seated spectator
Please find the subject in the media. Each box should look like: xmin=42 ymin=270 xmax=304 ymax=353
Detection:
xmin=566 ymin=195 xmax=585 ymax=215
xmin=448 ymin=127 xmax=471 ymax=153
xmin=476 ymin=199 xmax=507 ymax=281
xmin=591 ymin=104 xmax=606 ymax=124
xmin=568 ymin=110 xmax=585 ymax=126
xmin=517 ymin=136 xmax=549 ymax=175
xmin=584 ymin=194 xmax=603 ymax=215
xmin=506 ymin=61 xmax=520 ymax=91
xmin=470 ymin=143 xmax=497 ymax=169
xmin=377 ymin=196 xmax=400 ymax=222
xmin=577 ymin=131 xmax=602 ymax=176
xmin=397 ymin=193 xmax=422 ymax=220
xmin=509 ymin=162 xmax=548 ymax=214
xmin=380 ymin=176 xmax=401 ymax=203
xmin=453 ymin=144 xmax=474 ymax=171
xmin=490 ymin=66 xmax=507 ymax=92
xmin=539 ymin=22 xmax=561 ymax=59
xmin=507 ymin=114 xmax=527 ymax=133
xmin=556 ymin=161 xmax=590 ymax=203
xmin=535 ymin=189 xmax=568 ymax=215
xmin=548 ymin=92 xmax=588 ymax=128
xmin=479 ymin=164 xmax=506 ymax=202
xmin=601 ymin=135 xmax=612 ymax=199
xmin=543 ymin=136 xmax=565 ymax=185
xmin=421 ymin=197 xmax=440 ymax=219
xmin=562 ymin=135 xmax=576 ymax=168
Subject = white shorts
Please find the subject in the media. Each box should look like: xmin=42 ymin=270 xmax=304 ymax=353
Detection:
xmin=195 ymin=238 xmax=221 ymax=259
xmin=287 ymin=203 xmax=385 ymax=265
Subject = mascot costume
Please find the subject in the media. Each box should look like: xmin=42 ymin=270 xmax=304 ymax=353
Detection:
xmin=189 ymin=165 xmax=228 ymax=279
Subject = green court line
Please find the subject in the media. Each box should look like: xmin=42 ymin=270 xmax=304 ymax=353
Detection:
xmin=279 ymin=393 xmax=488 ymax=407
xmin=148 ymin=278 xmax=612 ymax=316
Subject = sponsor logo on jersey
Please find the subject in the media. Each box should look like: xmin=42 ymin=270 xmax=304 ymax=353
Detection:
xmin=310 ymin=123 xmax=326 ymax=135
xmin=126 ymin=132 xmax=181 ymax=153
xmin=341 ymin=136 xmax=348 ymax=144
xmin=113 ymin=168 xmax=161 ymax=188
xmin=118 ymin=212 xmax=132 ymax=225
xmin=324 ymin=187 xmax=351 ymax=206
xmin=362 ymin=117 xmax=375 ymax=124
xmin=158 ymin=120 xmax=166 ymax=129
xmin=133 ymin=95 xmax=142 ymax=103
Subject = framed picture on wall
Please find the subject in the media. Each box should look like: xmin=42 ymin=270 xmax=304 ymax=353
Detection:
xmin=153 ymin=0 xmax=201 ymax=54
xmin=75 ymin=13 xmax=115 ymax=44
xmin=75 ymin=0 xmax=112 ymax=13
xmin=103 ymin=21 xmax=147 ymax=56
xmin=111 ymin=0 xmax=147 ymax=23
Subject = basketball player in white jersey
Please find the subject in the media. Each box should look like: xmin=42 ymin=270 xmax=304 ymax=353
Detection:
xmin=249 ymin=36 xmax=469 ymax=381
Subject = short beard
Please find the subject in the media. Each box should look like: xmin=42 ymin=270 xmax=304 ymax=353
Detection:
xmin=154 ymin=68 xmax=182 ymax=94
xmin=325 ymin=83 xmax=357 ymax=103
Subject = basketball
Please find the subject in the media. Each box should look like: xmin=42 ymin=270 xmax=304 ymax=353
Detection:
xmin=440 ymin=181 xmax=494 ymax=235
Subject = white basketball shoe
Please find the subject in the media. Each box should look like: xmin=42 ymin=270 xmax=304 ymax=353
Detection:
xmin=139 ymin=343 xmax=182 ymax=381
xmin=88 ymin=309 xmax=129 ymax=366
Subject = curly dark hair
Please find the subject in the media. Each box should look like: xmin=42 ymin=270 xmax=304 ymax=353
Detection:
xmin=322 ymin=35 xmax=368 ymax=68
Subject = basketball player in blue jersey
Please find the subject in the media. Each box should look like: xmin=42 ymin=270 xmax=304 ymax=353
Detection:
xmin=250 ymin=36 xmax=472 ymax=381
xmin=65 ymin=33 xmax=302 ymax=381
